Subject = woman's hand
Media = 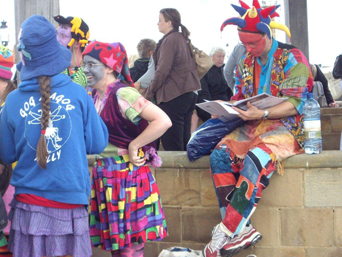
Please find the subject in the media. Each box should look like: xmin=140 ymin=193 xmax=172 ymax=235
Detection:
xmin=329 ymin=101 xmax=339 ymax=108
xmin=128 ymin=144 xmax=146 ymax=167
xmin=134 ymin=82 xmax=141 ymax=90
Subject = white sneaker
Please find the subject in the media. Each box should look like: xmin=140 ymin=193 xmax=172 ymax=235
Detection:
xmin=202 ymin=224 xmax=229 ymax=257
xmin=220 ymin=224 xmax=262 ymax=257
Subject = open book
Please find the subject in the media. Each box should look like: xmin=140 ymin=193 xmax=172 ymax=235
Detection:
xmin=196 ymin=93 xmax=288 ymax=122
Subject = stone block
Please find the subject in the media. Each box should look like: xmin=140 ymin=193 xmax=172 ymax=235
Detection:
xmin=156 ymin=169 xmax=200 ymax=206
xmin=336 ymin=208 xmax=342 ymax=246
xmin=254 ymin=247 xmax=305 ymax=257
xmin=182 ymin=207 xmax=221 ymax=243
xmin=281 ymin=208 xmax=334 ymax=247
xmin=234 ymin=247 xmax=254 ymax=257
xmin=322 ymin=133 xmax=341 ymax=150
xmin=305 ymin=168 xmax=342 ymax=207
xmin=321 ymin=118 xmax=332 ymax=133
xmin=260 ymin=169 xmax=303 ymax=208
xmin=251 ymin=208 xmax=280 ymax=246
xmin=330 ymin=115 xmax=342 ymax=132
xmin=145 ymin=242 xmax=161 ymax=257
xmin=306 ymin=248 xmax=342 ymax=257
xmin=321 ymin=108 xmax=342 ymax=115
xmin=200 ymin=169 xmax=218 ymax=206
xmin=92 ymin=247 xmax=111 ymax=257
xmin=163 ymin=207 xmax=181 ymax=242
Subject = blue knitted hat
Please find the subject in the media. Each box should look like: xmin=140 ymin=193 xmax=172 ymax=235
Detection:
xmin=17 ymin=15 xmax=71 ymax=80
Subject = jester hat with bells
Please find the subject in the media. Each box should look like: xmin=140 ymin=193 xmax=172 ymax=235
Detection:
xmin=220 ymin=0 xmax=291 ymax=41
xmin=53 ymin=15 xmax=90 ymax=49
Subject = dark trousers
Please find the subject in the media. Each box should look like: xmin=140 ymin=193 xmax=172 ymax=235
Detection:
xmin=158 ymin=92 xmax=197 ymax=151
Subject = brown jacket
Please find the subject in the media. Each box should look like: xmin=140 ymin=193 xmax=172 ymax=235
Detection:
xmin=145 ymin=32 xmax=201 ymax=104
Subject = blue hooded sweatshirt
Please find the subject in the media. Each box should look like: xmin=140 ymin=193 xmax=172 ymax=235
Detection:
xmin=0 ymin=74 xmax=108 ymax=205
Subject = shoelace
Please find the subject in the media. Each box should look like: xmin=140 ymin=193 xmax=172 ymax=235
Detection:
xmin=211 ymin=226 xmax=229 ymax=250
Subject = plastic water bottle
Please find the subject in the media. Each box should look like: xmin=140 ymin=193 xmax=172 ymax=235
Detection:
xmin=303 ymin=93 xmax=322 ymax=154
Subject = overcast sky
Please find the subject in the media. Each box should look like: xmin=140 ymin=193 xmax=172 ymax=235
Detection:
xmin=2 ymin=0 xmax=342 ymax=69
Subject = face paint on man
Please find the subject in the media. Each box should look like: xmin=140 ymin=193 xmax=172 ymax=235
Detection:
xmin=56 ymin=24 xmax=72 ymax=48
xmin=238 ymin=31 xmax=267 ymax=57
xmin=82 ymin=55 xmax=106 ymax=88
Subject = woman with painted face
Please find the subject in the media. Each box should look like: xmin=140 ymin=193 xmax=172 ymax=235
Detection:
xmin=202 ymin=1 xmax=313 ymax=257
xmin=0 ymin=15 xmax=108 ymax=257
xmin=53 ymin=15 xmax=91 ymax=94
xmin=143 ymin=8 xmax=201 ymax=151
xmin=196 ymin=46 xmax=233 ymax=122
xmin=82 ymin=41 xmax=171 ymax=257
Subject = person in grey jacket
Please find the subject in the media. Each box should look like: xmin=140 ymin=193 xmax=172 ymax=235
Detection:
xmin=144 ymin=8 xmax=201 ymax=151
xmin=224 ymin=43 xmax=246 ymax=93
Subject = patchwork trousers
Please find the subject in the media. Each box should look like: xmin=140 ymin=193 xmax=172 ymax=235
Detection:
xmin=210 ymin=143 xmax=276 ymax=236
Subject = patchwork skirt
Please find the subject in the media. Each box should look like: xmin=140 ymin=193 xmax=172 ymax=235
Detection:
xmin=89 ymin=155 xmax=167 ymax=251
xmin=7 ymin=199 xmax=91 ymax=257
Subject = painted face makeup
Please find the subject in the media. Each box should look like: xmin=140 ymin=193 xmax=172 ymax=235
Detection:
xmin=238 ymin=31 xmax=266 ymax=57
xmin=56 ymin=24 xmax=72 ymax=48
xmin=82 ymin=55 xmax=105 ymax=88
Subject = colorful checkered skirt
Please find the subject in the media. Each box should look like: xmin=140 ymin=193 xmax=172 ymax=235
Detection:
xmin=89 ymin=155 xmax=167 ymax=251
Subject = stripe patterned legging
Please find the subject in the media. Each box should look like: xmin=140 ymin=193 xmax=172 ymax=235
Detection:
xmin=210 ymin=143 xmax=277 ymax=237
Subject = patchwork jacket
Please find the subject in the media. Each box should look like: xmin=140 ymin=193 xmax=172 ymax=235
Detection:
xmin=233 ymin=39 xmax=313 ymax=148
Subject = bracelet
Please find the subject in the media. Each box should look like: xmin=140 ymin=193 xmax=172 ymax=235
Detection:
xmin=263 ymin=110 xmax=269 ymax=120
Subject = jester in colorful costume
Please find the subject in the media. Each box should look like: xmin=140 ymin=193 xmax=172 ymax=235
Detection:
xmin=53 ymin=15 xmax=91 ymax=94
xmin=83 ymin=41 xmax=171 ymax=256
xmin=203 ymin=1 xmax=313 ymax=257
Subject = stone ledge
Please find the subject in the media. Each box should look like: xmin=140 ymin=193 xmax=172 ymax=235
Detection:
xmin=88 ymin=150 xmax=342 ymax=169
xmin=158 ymin=151 xmax=342 ymax=169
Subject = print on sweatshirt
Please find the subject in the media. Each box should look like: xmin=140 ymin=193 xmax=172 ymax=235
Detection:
xmin=19 ymin=92 xmax=75 ymax=164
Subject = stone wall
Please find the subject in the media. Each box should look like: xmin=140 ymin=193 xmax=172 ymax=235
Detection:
xmin=91 ymin=151 xmax=342 ymax=257
xmin=321 ymin=107 xmax=342 ymax=150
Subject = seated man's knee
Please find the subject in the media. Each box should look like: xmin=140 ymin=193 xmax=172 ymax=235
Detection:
xmin=240 ymin=148 xmax=272 ymax=185
xmin=210 ymin=145 xmax=232 ymax=174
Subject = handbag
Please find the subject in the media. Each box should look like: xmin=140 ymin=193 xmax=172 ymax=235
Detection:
xmin=333 ymin=54 xmax=342 ymax=79
xmin=0 ymin=195 xmax=8 ymax=232
xmin=187 ymin=118 xmax=245 ymax=162
xmin=190 ymin=43 xmax=213 ymax=80
xmin=325 ymin=71 xmax=342 ymax=100
xmin=0 ymin=159 xmax=12 ymax=197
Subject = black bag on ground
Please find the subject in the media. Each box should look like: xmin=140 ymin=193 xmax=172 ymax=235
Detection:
xmin=0 ymin=196 xmax=8 ymax=232
xmin=0 ymin=159 xmax=12 ymax=197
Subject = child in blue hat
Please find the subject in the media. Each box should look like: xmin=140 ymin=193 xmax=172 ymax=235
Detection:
xmin=0 ymin=15 xmax=108 ymax=257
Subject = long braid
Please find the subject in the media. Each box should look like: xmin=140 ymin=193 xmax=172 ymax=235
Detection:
xmin=36 ymin=76 xmax=51 ymax=169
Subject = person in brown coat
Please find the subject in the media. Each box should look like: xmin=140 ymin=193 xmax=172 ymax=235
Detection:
xmin=144 ymin=8 xmax=201 ymax=151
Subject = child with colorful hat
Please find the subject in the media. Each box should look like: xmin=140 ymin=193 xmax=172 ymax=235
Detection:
xmin=53 ymin=14 xmax=91 ymax=94
xmin=0 ymin=45 xmax=16 ymax=108
xmin=203 ymin=1 xmax=313 ymax=257
xmin=0 ymin=45 xmax=16 ymax=257
xmin=0 ymin=15 xmax=108 ymax=257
